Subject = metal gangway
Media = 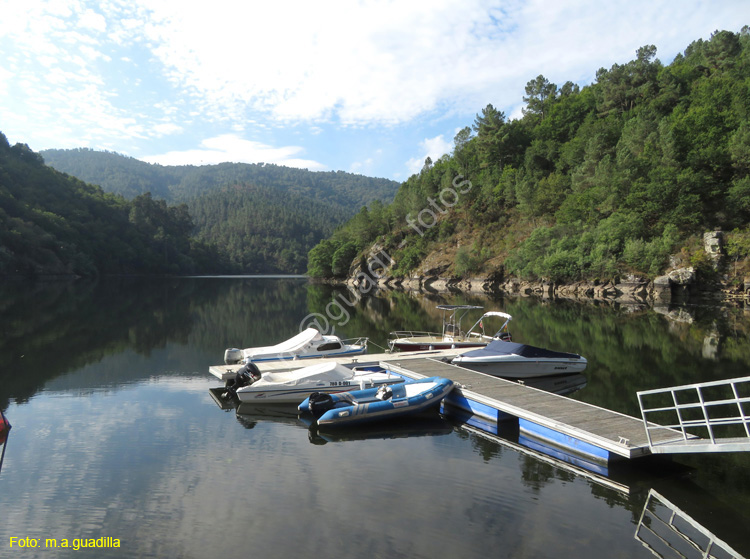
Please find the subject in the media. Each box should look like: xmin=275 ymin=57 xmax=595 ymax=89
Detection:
xmin=637 ymin=376 xmax=750 ymax=454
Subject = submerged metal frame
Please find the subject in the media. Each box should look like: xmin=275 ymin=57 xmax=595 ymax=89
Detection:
xmin=635 ymin=489 xmax=743 ymax=559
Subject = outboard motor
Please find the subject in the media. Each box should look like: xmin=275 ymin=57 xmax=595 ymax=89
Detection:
xmin=375 ymin=385 xmax=393 ymax=401
xmin=307 ymin=392 xmax=335 ymax=415
xmin=224 ymin=348 xmax=243 ymax=365
xmin=222 ymin=361 xmax=262 ymax=399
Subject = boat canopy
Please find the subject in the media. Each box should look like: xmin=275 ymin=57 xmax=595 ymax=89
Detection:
xmin=260 ymin=362 xmax=355 ymax=386
xmin=465 ymin=311 xmax=513 ymax=337
xmin=478 ymin=311 xmax=512 ymax=319
xmin=460 ymin=340 xmax=582 ymax=360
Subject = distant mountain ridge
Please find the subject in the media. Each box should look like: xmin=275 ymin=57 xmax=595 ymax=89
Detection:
xmin=40 ymin=148 xmax=399 ymax=208
xmin=39 ymin=148 xmax=400 ymax=274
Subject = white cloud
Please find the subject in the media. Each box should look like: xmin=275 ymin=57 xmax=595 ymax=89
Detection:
xmin=350 ymin=158 xmax=373 ymax=174
xmin=134 ymin=0 xmax=749 ymax=126
xmin=78 ymin=8 xmax=107 ymax=32
xmin=0 ymin=0 xmax=746 ymax=174
xmin=152 ymin=122 xmax=183 ymax=136
xmin=141 ymin=134 xmax=326 ymax=169
xmin=406 ymin=134 xmax=453 ymax=175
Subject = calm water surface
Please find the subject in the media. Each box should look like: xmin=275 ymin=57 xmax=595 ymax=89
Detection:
xmin=1 ymin=277 xmax=749 ymax=558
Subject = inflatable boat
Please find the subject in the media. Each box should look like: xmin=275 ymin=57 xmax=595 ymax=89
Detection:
xmin=299 ymin=376 xmax=454 ymax=428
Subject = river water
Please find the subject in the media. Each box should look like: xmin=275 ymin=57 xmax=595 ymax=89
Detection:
xmin=1 ymin=276 xmax=749 ymax=558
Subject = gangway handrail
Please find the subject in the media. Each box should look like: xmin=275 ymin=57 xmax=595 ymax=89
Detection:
xmin=637 ymin=375 xmax=750 ymax=452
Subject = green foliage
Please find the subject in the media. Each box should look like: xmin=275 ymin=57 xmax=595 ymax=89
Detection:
xmin=307 ymin=240 xmax=339 ymax=277
xmin=622 ymin=224 xmax=680 ymax=276
xmin=331 ymin=242 xmax=358 ymax=277
xmin=391 ymin=240 xmax=428 ymax=278
xmin=725 ymin=226 xmax=750 ymax=279
xmin=454 ymin=246 xmax=486 ymax=277
xmin=188 ymin=185 xmax=342 ymax=274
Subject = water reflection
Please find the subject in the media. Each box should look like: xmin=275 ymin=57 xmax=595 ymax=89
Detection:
xmin=636 ymin=489 xmax=747 ymax=559
xmin=0 ymin=276 xmax=310 ymax=410
xmin=235 ymin=404 xmax=301 ymax=430
xmin=2 ymin=278 xmax=750 ymax=558
xmin=516 ymin=373 xmax=587 ymax=395
xmin=221 ymin=393 xmax=455 ymax=446
xmin=306 ymin=411 xmax=454 ymax=445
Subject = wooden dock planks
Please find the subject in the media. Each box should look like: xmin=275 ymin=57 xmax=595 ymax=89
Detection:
xmin=381 ymin=357 xmax=678 ymax=460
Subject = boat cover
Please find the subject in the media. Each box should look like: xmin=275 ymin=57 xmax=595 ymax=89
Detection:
xmin=259 ymin=362 xmax=355 ymax=386
xmin=460 ymin=340 xmax=581 ymax=360
xmin=242 ymin=328 xmax=324 ymax=358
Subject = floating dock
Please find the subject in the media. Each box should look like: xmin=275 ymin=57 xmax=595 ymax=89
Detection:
xmin=382 ymin=357 xmax=682 ymax=464
xmin=209 ymin=351 xmax=688 ymax=465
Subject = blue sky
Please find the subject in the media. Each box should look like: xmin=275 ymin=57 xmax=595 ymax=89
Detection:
xmin=0 ymin=1 xmax=747 ymax=181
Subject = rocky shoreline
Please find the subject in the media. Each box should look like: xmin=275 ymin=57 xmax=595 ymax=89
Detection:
xmin=340 ymin=265 xmax=750 ymax=307
xmin=335 ymin=231 xmax=750 ymax=307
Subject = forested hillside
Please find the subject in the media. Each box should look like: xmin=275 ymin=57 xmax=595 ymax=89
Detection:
xmin=41 ymin=149 xmax=400 ymax=273
xmin=188 ymin=185 xmax=343 ymax=273
xmin=40 ymin=149 xmax=399 ymax=207
xmin=0 ymin=134 xmax=224 ymax=277
xmin=309 ymin=29 xmax=750 ymax=288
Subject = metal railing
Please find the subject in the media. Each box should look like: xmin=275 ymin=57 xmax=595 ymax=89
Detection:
xmin=388 ymin=330 xmax=444 ymax=340
xmin=637 ymin=375 xmax=750 ymax=453
xmin=342 ymin=337 xmax=369 ymax=348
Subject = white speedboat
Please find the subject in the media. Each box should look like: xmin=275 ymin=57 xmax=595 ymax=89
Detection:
xmin=226 ymin=361 xmax=403 ymax=404
xmin=388 ymin=306 xmax=512 ymax=352
xmin=451 ymin=340 xmax=587 ymax=378
xmin=223 ymin=328 xmax=367 ymax=364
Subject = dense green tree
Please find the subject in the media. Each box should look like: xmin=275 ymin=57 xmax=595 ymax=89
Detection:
xmin=523 ymin=75 xmax=557 ymax=120
xmin=331 ymin=242 xmax=358 ymax=277
xmin=307 ymin=239 xmax=339 ymax=277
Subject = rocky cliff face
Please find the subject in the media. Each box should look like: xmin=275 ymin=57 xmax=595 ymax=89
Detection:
xmin=342 ymin=232 xmax=749 ymax=305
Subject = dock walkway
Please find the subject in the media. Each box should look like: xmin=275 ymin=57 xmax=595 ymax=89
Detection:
xmin=382 ymin=357 xmax=679 ymax=462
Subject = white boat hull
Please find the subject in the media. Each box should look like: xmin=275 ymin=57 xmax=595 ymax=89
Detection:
xmin=454 ymin=357 xmax=588 ymax=378
xmin=451 ymin=339 xmax=588 ymax=379
xmin=234 ymin=362 xmax=402 ymax=404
